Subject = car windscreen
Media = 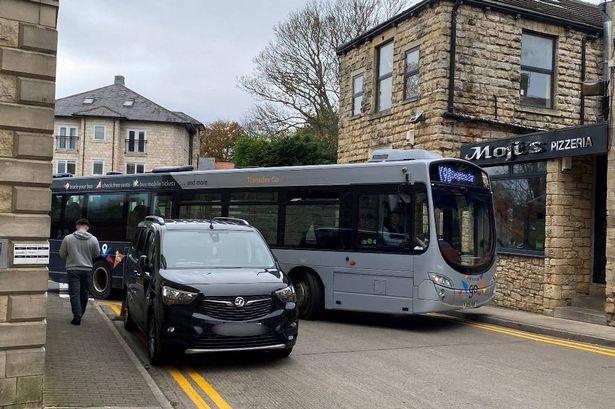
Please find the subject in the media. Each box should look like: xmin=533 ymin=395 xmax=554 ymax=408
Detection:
xmin=162 ymin=230 xmax=276 ymax=269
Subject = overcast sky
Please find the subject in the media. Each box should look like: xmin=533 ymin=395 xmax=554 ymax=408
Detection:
xmin=56 ymin=0 xmax=607 ymax=125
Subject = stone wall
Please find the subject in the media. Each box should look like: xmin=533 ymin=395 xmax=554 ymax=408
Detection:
xmin=0 ymin=1 xmax=59 ymax=407
xmin=543 ymin=156 xmax=594 ymax=314
xmin=495 ymin=255 xmax=545 ymax=312
xmin=53 ymin=118 xmax=194 ymax=175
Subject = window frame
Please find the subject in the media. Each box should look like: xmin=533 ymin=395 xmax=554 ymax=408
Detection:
xmin=486 ymin=162 xmax=547 ymax=257
xmin=126 ymin=129 xmax=147 ymax=154
xmin=93 ymin=125 xmax=106 ymax=141
xmin=57 ymin=126 xmax=78 ymax=151
xmin=126 ymin=163 xmax=145 ymax=174
xmin=91 ymin=160 xmax=105 ymax=175
xmin=351 ymin=73 xmax=364 ymax=117
xmin=403 ymin=47 xmax=420 ymax=101
xmin=56 ymin=160 xmax=76 ymax=175
xmin=376 ymin=41 xmax=394 ymax=112
xmin=520 ymin=31 xmax=555 ymax=109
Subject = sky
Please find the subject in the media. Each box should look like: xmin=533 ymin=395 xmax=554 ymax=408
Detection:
xmin=56 ymin=0 xmax=608 ymax=125
xmin=56 ymin=0 xmax=309 ymax=124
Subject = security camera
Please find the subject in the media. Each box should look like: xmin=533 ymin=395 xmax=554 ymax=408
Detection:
xmin=408 ymin=110 xmax=424 ymax=124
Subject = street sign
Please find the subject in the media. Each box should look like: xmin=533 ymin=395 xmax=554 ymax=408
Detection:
xmin=13 ymin=243 xmax=49 ymax=265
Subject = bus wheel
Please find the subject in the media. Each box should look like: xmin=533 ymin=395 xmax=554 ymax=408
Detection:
xmin=90 ymin=261 xmax=112 ymax=299
xmin=294 ymin=272 xmax=323 ymax=320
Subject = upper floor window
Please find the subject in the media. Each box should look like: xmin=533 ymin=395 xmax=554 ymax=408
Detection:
xmin=57 ymin=160 xmax=76 ymax=175
xmin=94 ymin=125 xmax=105 ymax=141
xmin=126 ymin=129 xmax=146 ymax=153
xmin=404 ymin=48 xmax=420 ymax=100
xmin=376 ymin=41 xmax=393 ymax=112
xmin=352 ymin=73 xmax=364 ymax=116
xmin=126 ymin=163 xmax=145 ymax=174
xmin=520 ymin=32 xmax=554 ymax=109
xmin=57 ymin=126 xmax=78 ymax=151
xmin=92 ymin=160 xmax=104 ymax=175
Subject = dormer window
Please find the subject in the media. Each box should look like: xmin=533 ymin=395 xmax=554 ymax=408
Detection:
xmin=123 ymin=100 xmax=134 ymax=107
xmin=83 ymin=98 xmax=94 ymax=104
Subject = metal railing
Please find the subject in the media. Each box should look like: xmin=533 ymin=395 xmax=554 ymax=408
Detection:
xmin=125 ymin=138 xmax=147 ymax=154
xmin=55 ymin=135 xmax=79 ymax=151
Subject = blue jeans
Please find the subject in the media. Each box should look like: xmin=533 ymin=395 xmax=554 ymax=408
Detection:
xmin=67 ymin=269 xmax=91 ymax=319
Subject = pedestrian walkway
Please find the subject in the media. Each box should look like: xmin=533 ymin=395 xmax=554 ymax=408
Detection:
xmin=44 ymin=291 xmax=170 ymax=408
xmin=448 ymin=304 xmax=615 ymax=348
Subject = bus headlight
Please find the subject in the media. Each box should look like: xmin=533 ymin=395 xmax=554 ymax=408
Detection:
xmin=275 ymin=285 xmax=296 ymax=303
xmin=428 ymin=273 xmax=453 ymax=289
xmin=162 ymin=285 xmax=198 ymax=305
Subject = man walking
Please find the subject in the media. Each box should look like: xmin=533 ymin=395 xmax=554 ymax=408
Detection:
xmin=59 ymin=218 xmax=100 ymax=325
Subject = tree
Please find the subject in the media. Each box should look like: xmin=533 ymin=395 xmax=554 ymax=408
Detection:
xmin=233 ymin=131 xmax=336 ymax=168
xmin=239 ymin=0 xmax=409 ymax=149
xmin=199 ymin=120 xmax=245 ymax=162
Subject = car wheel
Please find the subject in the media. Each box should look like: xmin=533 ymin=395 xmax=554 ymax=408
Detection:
xmin=148 ymin=313 xmax=165 ymax=365
xmin=123 ymin=295 xmax=136 ymax=332
xmin=271 ymin=347 xmax=293 ymax=358
xmin=90 ymin=261 xmax=112 ymax=299
xmin=294 ymin=272 xmax=323 ymax=320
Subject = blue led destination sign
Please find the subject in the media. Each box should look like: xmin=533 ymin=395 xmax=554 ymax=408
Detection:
xmin=430 ymin=162 xmax=486 ymax=188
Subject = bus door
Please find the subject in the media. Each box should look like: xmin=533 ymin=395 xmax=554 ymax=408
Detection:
xmin=332 ymin=187 xmax=415 ymax=314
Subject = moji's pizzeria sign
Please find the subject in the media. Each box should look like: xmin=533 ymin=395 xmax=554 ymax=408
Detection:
xmin=460 ymin=123 xmax=608 ymax=166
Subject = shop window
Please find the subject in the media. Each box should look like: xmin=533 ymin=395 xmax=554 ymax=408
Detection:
xmin=403 ymin=47 xmax=419 ymax=100
xmin=486 ymin=162 xmax=546 ymax=255
xmin=376 ymin=41 xmax=394 ymax=112
xmin=520 ymin=32 xmax=554 ymax=109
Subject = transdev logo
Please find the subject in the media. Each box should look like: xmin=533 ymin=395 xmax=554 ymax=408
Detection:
xmin=438 ymin=166 xmax=475 ymax=184
xmin=63 ymin=182 xmax=70 ymax=190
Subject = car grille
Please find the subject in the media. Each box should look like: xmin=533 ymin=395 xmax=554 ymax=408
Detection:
xmin=191 ymin=332 xmax=282 ymax=350
xmin=202 ymin=295 xmax=274 ymax=321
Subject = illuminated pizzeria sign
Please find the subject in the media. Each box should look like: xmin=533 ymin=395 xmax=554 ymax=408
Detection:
xmin=460 ymin=123 xmax=608 ymax=166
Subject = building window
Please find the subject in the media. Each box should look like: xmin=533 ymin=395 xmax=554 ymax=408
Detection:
xmin=520 ymin=32 xmax=554 ymax=108
xmin=94 ymin=125 xmax=105 ymax=140
xmin=92 ymin=160 xmax=104 ymax=175
xmin=126 ymin=129 xmax=146 ymax=153
xmin=126 ymin=163 xmax=145 ymax=174
xmin=376 ymin=41 xmax=394 ymax=112
xmin=56 ymin=126 xmax=78 ymax=151
xmin=404 ymin=47 xmax=419 ymax=100
xmin=486 ymin=162 xmax=546 ymax=255
xmin=352 ymin=73 xmax=364 ymax=116
xmin=57 ymin=160 xmax=76 ymax=175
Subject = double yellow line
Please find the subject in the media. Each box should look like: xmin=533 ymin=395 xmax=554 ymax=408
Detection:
xmin=465 ymin=320 xmax=615 ymax=358
xmin=99 ymin=301 xmax=233 ymax=409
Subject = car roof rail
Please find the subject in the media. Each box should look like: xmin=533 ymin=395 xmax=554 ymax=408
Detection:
xmin=145 ymin=215 xmax=165 ymax=225
xmin=212 ymin=217 xmax=250 ymax=226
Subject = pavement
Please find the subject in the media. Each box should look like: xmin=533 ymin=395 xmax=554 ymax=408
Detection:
xmin=44 ymin=286 xmax=172 ymax=409
xmin=44 ymin=281 xmax=615 ymax=408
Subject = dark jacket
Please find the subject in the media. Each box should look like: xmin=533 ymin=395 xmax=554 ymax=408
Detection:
xmin=59 ymin=231 xmax=100 ymax=270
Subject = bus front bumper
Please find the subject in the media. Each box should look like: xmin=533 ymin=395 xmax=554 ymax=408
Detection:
xmin=434 ymin=282 xmax=496 ymax=308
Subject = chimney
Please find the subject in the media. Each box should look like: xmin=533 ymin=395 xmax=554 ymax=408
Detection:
xmin=114 ymin=75 xmax=125 ymax=85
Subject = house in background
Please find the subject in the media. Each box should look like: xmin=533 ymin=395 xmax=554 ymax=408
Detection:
xmin=54 ymin=75 xmax=203 ymax=176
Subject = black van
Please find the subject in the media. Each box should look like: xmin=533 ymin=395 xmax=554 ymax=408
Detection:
xmin=122 ymin=216 xmax=298 ymax=364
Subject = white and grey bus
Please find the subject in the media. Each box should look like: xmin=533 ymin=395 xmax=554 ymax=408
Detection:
xmin=50 ymin=150 xmax=496 ymax=318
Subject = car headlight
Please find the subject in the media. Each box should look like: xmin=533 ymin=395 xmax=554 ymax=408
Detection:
xmin=428 ymin=272 xmax=453 ymax=288
xmin=162 ymin=285 xmax=198 ymax=305
xmin=274 ymin=285 xmax=296 ymax=303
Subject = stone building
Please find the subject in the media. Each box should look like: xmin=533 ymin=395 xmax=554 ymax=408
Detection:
xmin=54 ymin=76 xmax=203 ymax=176
xmin=0 ymin=0 xmax=59 ymax=407
xmin=337 ymin=0 xmax=615 ymax=324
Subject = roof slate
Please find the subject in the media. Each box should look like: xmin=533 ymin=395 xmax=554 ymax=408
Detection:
xmin=55 ymin=82 xmax=203 ymax=128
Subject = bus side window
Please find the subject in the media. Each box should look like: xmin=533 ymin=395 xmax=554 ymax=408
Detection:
xmin=153 ymin=193 xmax=174 ymax=218
xmin=413 ymin=185 xmax=429 ymax=252
xmin=87 ymin=193 xmax=126 ymax=241
xmin=65 ymin=194 xmax=85 ymax=236
xmin=50 ymin=195 xmax=64 ymax=239
xmin=126 ymin=193 xmax=149 ymax=240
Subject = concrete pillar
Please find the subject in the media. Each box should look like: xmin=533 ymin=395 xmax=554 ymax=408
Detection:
xmin=0 ymin=0 xmax=59 ymax=407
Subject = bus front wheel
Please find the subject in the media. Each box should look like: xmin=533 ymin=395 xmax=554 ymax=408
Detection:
xmin=294 ymin=272 xmax=323 ymax=320
xmin=90 ymin=261 xmax=112 ymax=299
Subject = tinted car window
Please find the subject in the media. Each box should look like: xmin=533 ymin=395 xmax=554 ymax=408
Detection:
xmin=163 ymin=230 xmax=275 ymax=269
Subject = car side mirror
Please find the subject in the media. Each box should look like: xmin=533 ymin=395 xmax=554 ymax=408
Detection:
xmin=138 ymin=255 xmax=150 ymax=271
